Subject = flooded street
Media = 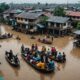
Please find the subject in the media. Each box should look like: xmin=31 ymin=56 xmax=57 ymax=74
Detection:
xmin=0 ymin=24 xmax=80 ymax=80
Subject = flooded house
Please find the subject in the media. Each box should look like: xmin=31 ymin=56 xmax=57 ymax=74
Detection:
xmin=66 ymin=11 xmax=80 ymax=21
xmin=73 ymin=30 xmax=80 ymax=47
xmin=14 ymin=12 xmax=47 ymax=33
xmin=47 ymin=16 xmax=72 ymax=36
xmin=3 ymin=9 xmax=23 ymax=25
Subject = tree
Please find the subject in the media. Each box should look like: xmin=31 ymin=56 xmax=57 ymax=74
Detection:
xmin=54 ymin=7 xmax=65 ymax=16
xmin=77 ymin=22 xmax=80 ymax=30
xmin=0 ymin=3 xmax=9 ymax=23
xmin=0 ymin=3 xmax=9 ymax=13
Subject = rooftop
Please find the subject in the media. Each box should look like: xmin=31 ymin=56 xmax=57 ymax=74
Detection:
xmin=66 ymin=11 xmax=80 ymax=17
xmin=3 ymin=9 xmax=23 ymax=14
xmin=16 ymin=12 xmax=43 ymax=19
xmin=73 ymin=30 xmax=80 ymax=35
xmin=47 ymin=16 xmax=69 ymax=23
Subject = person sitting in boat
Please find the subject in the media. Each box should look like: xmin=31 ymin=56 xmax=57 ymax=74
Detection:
xmin=8 ymin=33 xmax=10 ymax=37
xmin=26 ymin=54 xmax=31 ymax=61
xmin=9 ymin=50 xmax=13 ymax=60
xmin=23 ymin=48 xmax=28 ymax=56
xmin=44 ymin=52 xmax=49 ymax=64
xmin=36 ymin=61 xmax=45 ymax=69
xmin=30 ymin=59 xmax=36 ymax=65
xmin=33 ymin=55 xmax=41 ymax=62
xmin=42 ymin=46 xmax=46 ymax=53
xmin=34 ymin=44 xmax=38 ymax=51
xmin=48 ymin=59 xmax=55 ymax=69
xmin=57 ymin=52 xmax=63 ymax=61
xmin=47 ymin=48 xmax=51 ymax=56
xmin=40 ymin=53 xmax=44 ymax=62
xmin=21 ymin=44 xmax=25 ymax=53
xmin=14 ymin=55 xmax=18 ymax=63
xmin=51 ymin=47 xmax=57 ymax=56
xmin=62 ymin=52 xmax=66 ymax=61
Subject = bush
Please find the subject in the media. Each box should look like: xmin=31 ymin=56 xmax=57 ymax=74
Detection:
xmin=77 ymin=22 xmax=80 ymax=30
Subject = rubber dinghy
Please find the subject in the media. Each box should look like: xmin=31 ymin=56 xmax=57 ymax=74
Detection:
xmin=5 ymin=51 xmax=20 ymax=67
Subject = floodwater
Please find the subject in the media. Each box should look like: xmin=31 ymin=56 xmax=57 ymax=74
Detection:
xmin=0 ymin=24 xmax=80 ymax=80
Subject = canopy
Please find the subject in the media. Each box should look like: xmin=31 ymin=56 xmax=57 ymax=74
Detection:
xmin=73 ymin=30 xmax=80 ymax=35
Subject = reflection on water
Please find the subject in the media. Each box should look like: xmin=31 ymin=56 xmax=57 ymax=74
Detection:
xmin=56 ymin=63 xmax=66 ymax=71
xmin=0 ymin=25 xmax=80 ymax=80
xmin=71 ymin=48 xmax=80 ymax=59
xmin=40 ymin=73 xmax=45 ymax=80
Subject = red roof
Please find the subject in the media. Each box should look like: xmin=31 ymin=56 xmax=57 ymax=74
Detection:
xmin=66 ymin=11 xmax=80 ymax=17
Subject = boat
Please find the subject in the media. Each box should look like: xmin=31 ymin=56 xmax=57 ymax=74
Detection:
xmin=49 ymin=55 xmax=66 ymax=63
xmin=38 ymin=38 xmax=52 ymax=44
xmin=5 ymin=51 xmax=20 ymax=67
xmin=0 ymin=34 xmax=13 ymax=39
xmin=21 ymin=53 xmax=54 ymax=73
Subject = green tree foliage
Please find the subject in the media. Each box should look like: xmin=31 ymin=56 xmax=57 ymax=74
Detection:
xmin=77 ymin=22 xmax=80 ymax=30
xmin=0 ymin=3 xmax=9 ymax=13
xmin=54 ymin=7 xmax=65 ymax=16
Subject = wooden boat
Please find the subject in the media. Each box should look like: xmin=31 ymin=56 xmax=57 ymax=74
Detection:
xmin=21 ymin=53 xmax=54 ymax=73
xmin=49 ymin=55 xmax=66 ymax=63
xmin=0 ymin=34 xmax=13 ymax=39
xmin=38 ymin=38 xmax=52 ymax=44
xmin=5 ymin=51 xmax=20 ymax=67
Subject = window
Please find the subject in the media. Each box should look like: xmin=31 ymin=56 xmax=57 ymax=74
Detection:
xmin=25 ymin=19 xmax=28 ymax=21
xmin=63 ymin=23 xmax=66 ymax=26
xmin=29 ymin=19 xmax=34 ymax=22
xmin=21 ymin=18 xmax=23 ymax=21
xmin=18 ymin=18 xmax=20 ymax=20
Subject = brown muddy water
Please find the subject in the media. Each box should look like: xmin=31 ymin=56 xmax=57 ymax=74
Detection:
xmin=0 ymin=24 xmax=80 ymax=80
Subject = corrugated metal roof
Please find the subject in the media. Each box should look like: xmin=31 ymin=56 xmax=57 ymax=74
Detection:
xmin=16 ymin=12 xmax=43 ymax=19
xmin=47 ymin=16 xmax=69 ymax=23
xmin=73 ymin=30 xmax=80 ymax=35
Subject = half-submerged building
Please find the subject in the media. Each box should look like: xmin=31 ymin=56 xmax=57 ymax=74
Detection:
xmin=47 ymin=16 xmax=72 ymax=36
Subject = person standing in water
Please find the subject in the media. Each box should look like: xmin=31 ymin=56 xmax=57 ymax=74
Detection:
xmin=21 ymin=44 xmax=25 ymax=53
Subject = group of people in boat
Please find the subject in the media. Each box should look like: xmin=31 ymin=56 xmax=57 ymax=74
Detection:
xmin=6 ymin=50 xmax=18 ymax=63
xmin=38 ymin=35 xmax=53 ymax=44
xmin=21 ymin=44 xmax=66 ymax=70
xmin=0 ymin=33 xmax=12 ymax=38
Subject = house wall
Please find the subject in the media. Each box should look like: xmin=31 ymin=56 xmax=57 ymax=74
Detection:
xmin=16 ymin=16 xmax=43 ymax=26
xmin=67 ymin=16 xmax=80 ymax=21
xmin=47 ymin=21 xmax=72 ymax=36
xmin=48 ymin=22 xmax=70 ymax=30
xmin=3 ymin=14 xmax=9 ymax=19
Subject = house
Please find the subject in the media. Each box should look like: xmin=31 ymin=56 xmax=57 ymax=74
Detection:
xmin=47 ymin=16 xmax=72 ymax=36
xmin=15 ymin=12 xmax=47 ymax=33
xmin=3 ymin=9 xmax=23 ymax=25
xmin=43 ymin=8 xmax=54 ymax=15
xmin=66 ymin=11 xmax=80 ymax=21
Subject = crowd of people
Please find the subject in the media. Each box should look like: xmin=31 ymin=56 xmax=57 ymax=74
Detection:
xmin=21 ymin=44 xmax=66 ymax=70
